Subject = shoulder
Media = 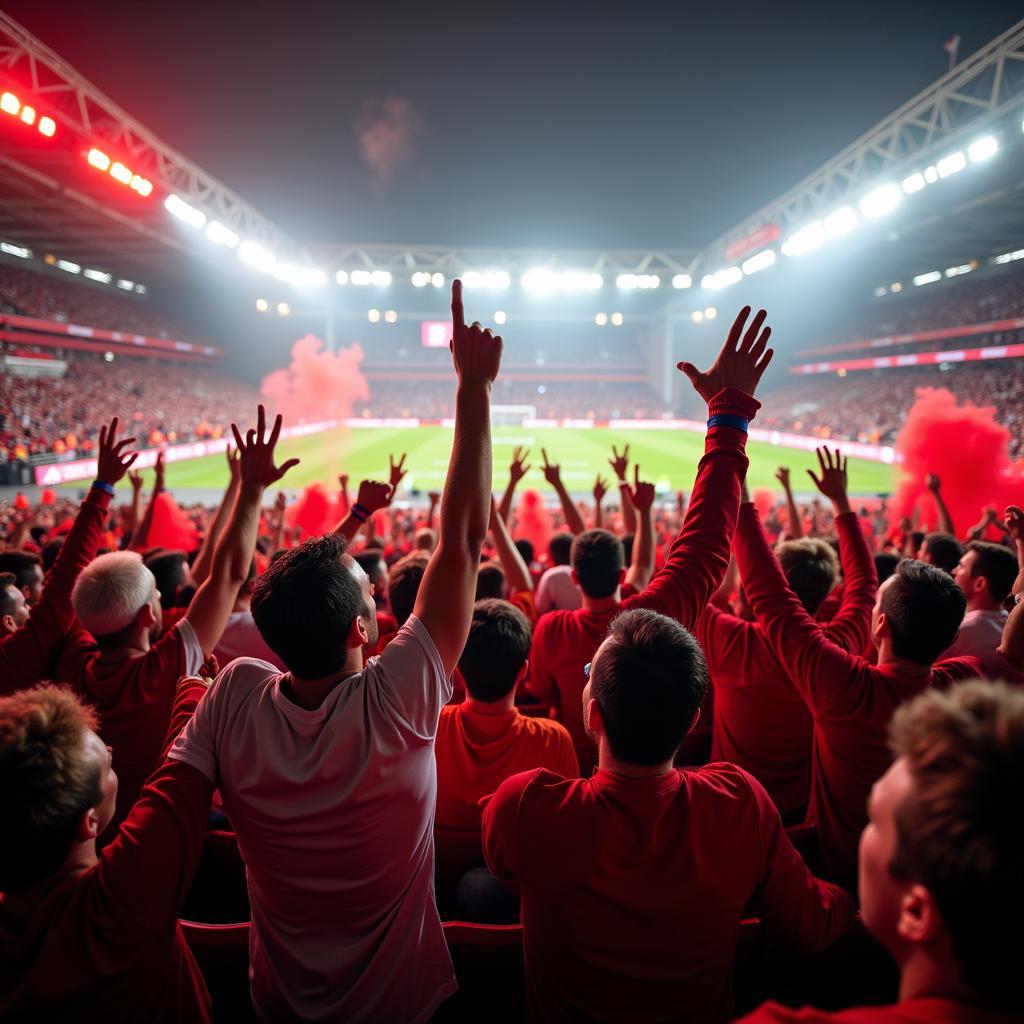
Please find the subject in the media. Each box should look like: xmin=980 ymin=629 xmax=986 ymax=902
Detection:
xmin=687 ymin=761 xmax=773 ymax=813
xmin=205 ymin=657 xmax=281 ymax=709
xmin=734 ymin=1002 xmax=849 ymax=1023
xmin=932 ymin=656 xmax=985 ymax=684
xmin=518 ymin=712 xmax=572 ymax=742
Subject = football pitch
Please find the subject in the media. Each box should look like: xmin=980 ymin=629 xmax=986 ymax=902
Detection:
xmin=127 ymin=424 xmax=896 ymax=498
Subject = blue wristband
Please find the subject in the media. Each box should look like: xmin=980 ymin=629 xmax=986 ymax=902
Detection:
xmin=707 ymin=414 xmax=749 ymax=433
xmin=92 ymin=480 xmax=115 ymax=496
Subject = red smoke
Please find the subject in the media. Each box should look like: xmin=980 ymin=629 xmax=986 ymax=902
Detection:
xmin=286 ymin=483 xmax=336 ymax=541
xmin=752 ymin=487 xmax=777 ymax=523
xmin=891 ymin=387 xmax=1024 ymax=534
xmin=261 ymin=335 xmax=369 ymax=426
xmin=516 ymin=489 xmax=553 ymax=560
xmin=148 ymin=492 xmax=199 ymax=551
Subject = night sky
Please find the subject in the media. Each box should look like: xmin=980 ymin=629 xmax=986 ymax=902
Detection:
xmin=3 ymin=1 xmax=1021 ymax=250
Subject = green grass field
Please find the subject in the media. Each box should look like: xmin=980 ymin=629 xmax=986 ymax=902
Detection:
xmin=118 ymin=425 xmax=896 ymax=498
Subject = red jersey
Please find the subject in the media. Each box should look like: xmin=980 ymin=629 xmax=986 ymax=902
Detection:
xmin=736 ymin=998 xmax=1021 ymax=1024
xmin=527 ymin=388 xmax=760 ymax=768
xmin=739 ymin=504 xmax=982 ymax=884
xmin=0 ymin=679 xmax=214 ymax=1023
xmin=699 ymin=511 xmax=877 ymax=821
xmin=483 ymin=763 xmax=854 ymax=1024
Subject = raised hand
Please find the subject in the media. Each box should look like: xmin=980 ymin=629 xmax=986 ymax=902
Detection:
xmin=609 ymin=444 xmax=630 ymax=481
xmin=95 ymin=417 xmax=138 ymax=486
xmin=807 ymin=446 xmax=849 ymax=510
xmin=274 ymin=491 xmax=288 ymax=514
xmin=628 ymin=465 xmax=656 ymax=512
xmin=355 ymin=479 xmax=393 ymax=515
xmin=226 ymin=444 xmax=240 ymax=483
xmin=677 ymin=305 xmax=774 ymax=401
xmin=428 ymin=491 xmax=441 ymax=505
xmin=509 ymin=446 xmax=531 ymax=484
xmin=593 ymin=475 xmax=609 ymax=503
xmin=230 ymin=405 xmax=301 ymax=489
xmin=925 ymin=473 xmax=941 ymax=494
xmin=154 ymin=449 xmax=166 ymax=488
xmin=338 ymin=473 xmax=349 ymax=491
xmin=128 ymin=469 xmax=144 ymax=493
xmin=776 ymin=466 xmax=791 ymax=490
xmin=541 ymin=449 xmax=562 ymax=487
xmin=1004 ymin=505 xmax=1024 ymax=544
xmin=450 ymin=279 xmax=503 ymax=386
xmin=389 ymin=454 xmax=408 ymax=493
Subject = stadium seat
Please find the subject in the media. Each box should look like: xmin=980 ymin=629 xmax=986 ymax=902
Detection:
xmin=434 ymin=826 xmax=487 ymax=915
xmin=179 ymin=919 xmax=255 ymax=1023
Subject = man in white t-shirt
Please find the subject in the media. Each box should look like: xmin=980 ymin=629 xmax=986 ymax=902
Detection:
xmin=170 ymin=280 xmax=503 ymax=1023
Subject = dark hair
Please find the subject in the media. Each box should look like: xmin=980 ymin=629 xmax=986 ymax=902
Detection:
xmin=922 ymin=532 xmax=963 ymax=574
xmin=0 ymin=572 xmax=18 ymax=618
xmin=388 ymin=551 xmax=430 ymax=627
xmin=514 ymin=538 xmax=535 ymax=566
xmin=144 ymin=550 xmax=188 ymax=610
xmin=590 ymin=608 xmax=707 ymax=766
xmin=41 ymin=538 xmax=64 ymax=574
xmin=874 ymin=552 xmax=901 ymax=585
xmin=964 ymin=542 xmax=1018 ymax=604
xmin=0 ymin=550 xmax=42 ymax=590
xmin=621 ymin=533 xmax=635 ymax=566
xmin=775 ymin=538 xmax=839 ymax=615
xmin=476 ymin=562 xmax=506 ymax=600
xmin=571 ymin=529 xmax=624 ymax=599
xmin=549 ymin=532 xmax=573 ymax=566
xmin=354 ymin=549 xmax=387 ymax=587
xmin=251 ymin=534 xmax=366 ymax=678
xmin=890 ymin=682 xmax=1024 ymax=1012
xmin=458 ymin=599 xmax=532 ymax=702
xmin=881 ymin=559 xmax=966 ymax=665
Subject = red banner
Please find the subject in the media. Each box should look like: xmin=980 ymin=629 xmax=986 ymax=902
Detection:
xmin=790 ymin=343 xmax=1024 ymax=376
xmin=796 ymin=318 xmax=1024 ymax=358
xmin=724 ymin=224 xmax=781 ymax=263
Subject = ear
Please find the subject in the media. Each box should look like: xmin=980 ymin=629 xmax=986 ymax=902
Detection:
xmin=586 ymin=697 xmax=603 ymax=737
xmin=139 ymin=602 xmax=158 ymax=632
xmin=76 ymin=805 xmax=102 ymax=843
xmin=874 ymin=610 xmax=890 ymax=644
xmin=897 ymin=883 xmax=941 ymax=945
xmin=1 ymin=613 xmax=15 ymax=635
xmin=685 ymin=706 xmax=700 ymax=737
xmin=515 ymin=659 xmax=530 ymax=685
xmin=347 ymin=612 xmax=370 ymax=649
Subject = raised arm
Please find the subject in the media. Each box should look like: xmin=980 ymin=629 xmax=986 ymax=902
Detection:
xmin=621 ymin=305 xmax=774 ymax=630
xmin=498 ymin=446 xmax=531 ymax=524
xmin=334 ymin=479 xmax=392 ymax=543
xmin=624 ymin=466 xmax=656 ymax=590
xmin=926 ymin=473 xmax=955 ymax=537
xmin=610 ymin=445 xmax=637 ymax=535
xmin=0 ymin=418 xmax=137 ymax=691
xmin=123 ymin=469 xmax=144 ymax=548
xmin=270 ymin=491 xmax=288 ymax=552
xmin=337 ymin=473 xmax=350 ymax=518
xmin=542 ymin=450 xmax=586 ymax=535
xmin=184 ymin=406 xmax=299 ymax=654
xmin=776 ymin=466 xmax=803 ymax=539
xmin=413 ymin=280 xmax=502 ymax=677
xmin=592 ymin=475 xmax=608 ymax=530
xmin=966 ymin=506 xmax=1004 ymax=544
xmin=190 ymin=445 xmax=240 ymax=587
xmin=488 ymin=496 xmax=534 ymax=596
xmin=998 ymin=506 xmax=1024 ymax=670
xmin=130 ymin=450 xmax=165 ymax=552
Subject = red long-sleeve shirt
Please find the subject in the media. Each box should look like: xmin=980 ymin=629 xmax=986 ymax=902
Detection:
xmin=736 ymin=998 xmax=1020 ymax=1023
xmin=738 ymin=504 xmax=982 ymax=884
xmin=527 ymin=388 xmax=759 ymax=765
xmin=0 ymin=484 xmax=111 ymax=693
xmin=0 ymin=678 xmax=214 ymax=1023
xmin=483 ymin=763 xmax=855 ymax=1024
xmin=699 ymin=510 xmax=878 ymax=822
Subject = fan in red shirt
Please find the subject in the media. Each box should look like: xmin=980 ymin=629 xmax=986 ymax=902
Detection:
xmin=527 ymin=307 xmax=772 ymax=774
xmin=736 ymin=448 xmax=983 ymax=886
xmin=737 ymin=682 xmax=1024 ymax=1024
xmin=0 ymin=676 xmax=216 ymax=1022
xmin=698 ymin=449 xmax=878 ymax=823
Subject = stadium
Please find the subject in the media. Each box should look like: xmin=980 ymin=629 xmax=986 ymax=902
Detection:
xmin=2 ymin=4 xmax=1024 ymax=1023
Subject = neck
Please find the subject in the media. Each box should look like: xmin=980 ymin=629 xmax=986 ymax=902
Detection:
xmin=580 ymin=588 xmax=622 ymax=613
xmin=966 ymin=595 xmax=1000 ymax=614
xmin=597 ymin=737 xmax=674 ymax=778
xmin=4 ymin=838 xmax=97 ymax=920
xmin=465 ymin=692 xmax=516 ymax=715
xmin=283 ymin=649 xmax=364 ymax=711
xmin=98 ymin=635 xmax=150 ymax=663
xmin=898 ymin=947 xmax=977 ymax=1006
xmin=876 ymin=640 xmax=933 ymax=678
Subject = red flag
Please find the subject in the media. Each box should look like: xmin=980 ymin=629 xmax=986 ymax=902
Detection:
xmin=942 ymin=33 xmax=960 ymax=54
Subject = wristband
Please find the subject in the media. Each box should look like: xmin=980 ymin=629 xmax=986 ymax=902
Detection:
xmin=707 ymin=414 xmax=749 ymax=434
xmin=351 ymin=502 xmax=370 ymax=523
xmin=92 ymin=480 xmax=116 ymax=496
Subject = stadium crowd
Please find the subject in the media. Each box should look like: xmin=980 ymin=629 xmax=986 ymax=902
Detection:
xmin=0 ymin=282 xmax=1021 ymax=1024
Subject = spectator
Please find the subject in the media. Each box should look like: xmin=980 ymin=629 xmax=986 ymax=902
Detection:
xmin=535 ymin=531 xmax=582 ymax=614
xmin=0 ymin=550 xmax=43 ymax=606
xmin=918 ymin=532 xmax=962 ymax=575
xmin=0 ymin=571 xmax=29 ymax=634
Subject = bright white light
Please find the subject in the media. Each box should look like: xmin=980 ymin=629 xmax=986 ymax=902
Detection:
xmin=902 ymin=172 xmax=926 ymax=194
xmin=206 ymin=221 xmax=239 ymax=248
xmin=239 ymin=241 xmax=276 ymax=273
xmin=164 ymin=194 xmax=207 ymax=230
xmin=350 ymin=270 xmax=372 ymax=285
xmin=704 ymin=307 xmax=717 ymax=320
xmin=276 ymin=302 xmax=290 ymax=317
xmin=461 ymin=270 xmax=510 ymax=289
xmin=0 ymin=92 xmax=19 ymax=115
xmin=701 ymin=266 xmax=743 ymax=289
xmin=104 ymin=351 xmax=114 ymax=363
xmin=370 ymin=270 xmax=392 ymax=286
xmin=873 ymin=286 xmax=887 ymax=297
xmin=336 ymin=270 xmax=349 ymax=285
xmin=610 ymin=312 xmax=624 ymax=326
xmin=494 ymin=310 xmax=507 ymax=325
xmin=945 ymin=263 xmax=974 ymax=277
xmin=256 ymin=298 xmax=268 ymax=313
xmin=274 ymin=263 xmax=326 ymax=287
xmin=924 ymin=166 xmax=939 ymax=184
xmin=38 ymin=116 xmax=56 ymax=137
xmin=824 ymin=206 xmax=858 ymax=238
xmin=56 ymin=260 xmax=81 ymax=274
xmin=0 ymin=241 xmax=31 ymax=259
xmin=87 ymin=148 xmax=111 ymax=171
xmin=109 ymin=162 xmax=131 ymax=185
xmin=994 ymin=249 xmax=1024 ymax=264
xmin=936 ymin=151 xmax=966 ymax=178
xmin=367 ymin=308 xmax=381 ymax=323
xmin=691 ymin=310 xmax=704 ymax=323
xmin=781 ymin=221 xmax=825 ymax=256
xmin=411 ymin=272 xmax=429 ymax=287
xmin=19 ymin=105 xmax=35 ymax=126
xmin=912 ymin=271 xmax=942 ymax=286
xmin=595 ymin=312 xmax=608 ymax=326
xmin=83 ymin=268 xmax=112 ymax=284
xmin=890 ymin=282 xmax=903 ymax=293
xmin=384 ymin=309 xmax=398 ymax=324
xmin=741 ymin=249 xmax=776 ymax=275
xmin=521 ymin=268 xmax=603 ymax=294
xmin=431 ymin=272 xmax=445 ymax=287
xmin=967 ymin=136 xmax=998 ymax=163
xmin=859 ymin=184 xmax=901 ymax=219
xmin=672 ymin=274 xmax=692 ymax=289
xmin=116 ymin=279 xmax=135 ymax=290
xmin=134 ymin=284 xmax=147 ymax=295
xmin=615 ymin=273 xmax=660 ymax=289
xmin=616 ymin=273 xmax=637 ymax=289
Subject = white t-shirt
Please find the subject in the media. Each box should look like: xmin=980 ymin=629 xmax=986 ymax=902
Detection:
xmin=535 ymin=564 xmax=582 ymax=615
xmin=169 ymin=615 xmax=456 ymax=1024
xmin=944 ymin=607 xmax=1023 ymax=683
xmin=213 ymin=609 xmax=285 ymax=671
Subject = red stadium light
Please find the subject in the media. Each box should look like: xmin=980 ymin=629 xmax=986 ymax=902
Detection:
xmin=87 ymin=147 xmax=111 ymax=170
xmin=85 ymin=147 xmax=153 ymax=197
xmin=19 ymin=104 xmax=35 ymax=126
xmin=0 ymin=90 xmax=58 ymax=137
xmin=38 ymin=116 xmax=56 ymax=137
xmin=0 ymin=91 xmax=19 ymax=115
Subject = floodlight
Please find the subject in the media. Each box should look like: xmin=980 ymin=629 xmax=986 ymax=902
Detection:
xmin=873 ymin=286 xmax=887 ymax=298
xmin=206 ymin=221 xmax=240 ymax=248
xmin=336 ymin=270 xmax=349 ymax=285
xmin=276 ymin=302 xmax=290 ymax=317
xmin=672 ymin=274 xmax=692 ymax=289
xmin=781 ymin=221 xmax=825 ymax=256
xmin=370 ymin=270 xmax=392 ymax=286
xmin=912 ymin=271 xmax=941 ymax=286
xmin=494 ymin=311 xmax=507 ymax=325
xmin=134 ymin=284 xmax=147 ymax=294
xmin=994 ymin=249 xmax=1024 ymax=264
xmin=56 ymin=260 xmax=81 ymax=274
xmin=824 ymin=206 xmax=857 ymax=238
xmin=610 ymin=312 xmax=624 ymax=326
xmin=0 ymin=92 xmax=19 ymax=115
xmin=164 ymin=194 xmax=207 ymax=229
xmin=936 ymin=151 xmax=966 ymax=178
xmin=431 ymin=273 xmax=445 ymax=287
xmin=616 ymin=274 xmax=638 ymax=289
xmin=923 ymin=166 xmax=939 ymax=184
xmin=87 ymin=148 xmax=111 ymax=171
xmin=83 ymin=268 xmax=112 ymax=283
xmin=256 ymin=298 xmax=269 ymax=313
xmin=741 ymin=250 xmax=775 ymax=275
xmin=19 ymin=105 xmax=35 ymax=126
xmin=38 ymin=116 xmax=56 ymax=137
xmin=350 ymin=270 xmax=372 ymax=285
xmin=116 ymin=279 xmax=135 ymax=290
xmin=0 ymin=242 xmax=31 ymax=259
xmin=368 ymin=308 xmax=381 ymax=322
xmin=384 ymin=310 xmax=398 ymax=323
xmin=859 ymin=184 xmax=901 ymax=218
xmin=595 ymin=312 xmax=608 ymax=326
xmin=411 ymin=272 xmax=429 ymax=287
xmin=890 ymin=282 xmax=902 ymax=293
xmin=275 ymin=263 xmax=326 ymax=287
xmin=902 ymin=172 xmax=926 ymax=194
xmin=701 ymin=266 xmax=742 ymax=289
xmin=110 ymin=162 xmax=132 ymax=185
xmin=945 ymin=264 xmax=973 ymax=277
xmin=967 ymin=136 xmax=998 ymax=163
xmin=239 ymin=240 xmax=276 ymax=273
xmin=462 ymin=270 xmax=509 ymax=289
xmin=704 ymin=307 xmax=717 ymax=320
xmin=691 ymin=310 xmax=704 ymax=323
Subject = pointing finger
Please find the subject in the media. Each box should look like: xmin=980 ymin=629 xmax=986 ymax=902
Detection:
xmin=451 ymin=279 xmax=465 ymax=330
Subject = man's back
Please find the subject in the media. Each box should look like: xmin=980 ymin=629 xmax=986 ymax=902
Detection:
xmin=483 ymin=763 xmax=853 ymax=1024
xmin=169 ymin=616 xmax=456 ymax=1023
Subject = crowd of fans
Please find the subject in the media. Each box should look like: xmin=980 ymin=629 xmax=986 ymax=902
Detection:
xmin=0 ymin=286 xmax=1021 ymax=1024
